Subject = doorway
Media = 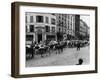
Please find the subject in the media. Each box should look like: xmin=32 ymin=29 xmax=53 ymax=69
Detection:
xmin=38 ymin=34 xmax=42 ymax=43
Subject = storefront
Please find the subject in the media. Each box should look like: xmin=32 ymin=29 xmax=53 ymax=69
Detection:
xmin=46 ymin=35 xmax=56 ymax=41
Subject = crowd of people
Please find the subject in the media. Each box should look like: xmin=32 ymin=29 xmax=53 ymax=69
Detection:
xmin=26 ymin=39 xmax=89 ymax=59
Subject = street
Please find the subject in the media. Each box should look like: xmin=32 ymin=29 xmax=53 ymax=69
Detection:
xmin=26 ymin=45 xmax=90 ymax=67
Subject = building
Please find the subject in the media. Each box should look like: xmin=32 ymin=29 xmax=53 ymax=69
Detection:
xmin=25 ymin=13 xmax=57 ymax=44
xmin=79 ymin=19 xmax=89 ymax=40
xmin=26 ymin=13 xmax=81 ymax=44
xmin=66 ymin=14 xmax=75 ymax=40
xmin=75 ymin=15 xmax=80 ymax=39
xmin=56 ymin=14 xmax=66 ymax=41
xmin=87 ymin=27 xmax=90 ymax=40
xmin=56 ymin=14 xmax=76 ymax=41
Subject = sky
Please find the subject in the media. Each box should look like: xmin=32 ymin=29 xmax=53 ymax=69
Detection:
xmin=80 ymin=15 xmax=90 ymax=27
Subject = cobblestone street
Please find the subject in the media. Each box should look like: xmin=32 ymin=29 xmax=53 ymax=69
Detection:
xmin=26 ymin=45 xmax=90 ymax=67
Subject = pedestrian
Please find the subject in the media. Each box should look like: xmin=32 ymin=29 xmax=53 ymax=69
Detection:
xmin=39 ymin=44 xmax=45 ymax=57
xmin=35 ymin=43 xmax=39 ymax=54
xmin=31 ymin=41 xmax=35 ymax=48
xmin=77 ymin=41 xmax=80 ymax=51
xmin=30 ymin=41 xmax=35 ymax=58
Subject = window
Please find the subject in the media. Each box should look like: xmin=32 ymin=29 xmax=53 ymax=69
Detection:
xmin=36 ymin=16 xmax=43 ymax=22
xmin=59 ymin=28 xmax=60 ymax=32
xmin=26 ymin=35 xmax=33 ymax=41
xmin=45 ymin=17 xmax=49 ymax=23
xmin=45 ymin=26 xmax=50 ymax=32
xmin=30 ymin=16 xmax=33 ymax=23
xmin=51 ymin=18 xmax=56 ymax=25
xmin=65 ymin=29 xmax=66 ymax=32
xmin=26 ymin=16 xmax=27 ymax=23
xmin=59 ymin=16 xmax=61 ymax=19
xmin=58 ymin=20 xmax=61 ymax=26
xmin=68 ymin=26 xmax=69 ymax=29
xmin=26 ymin=25 xmax=27 ymax=32
xmin=26 ymin=25 xmax=30 ymax=32
xmin=68 ymin=31 xmax=69 ymax=34
xmin=30 ymin=25 xmax=34 ymax=32
xmin=51 ymin=27 xmax=55 ymax=32
xmin=68 ymin=15 xmax=69 ymax=19
xmin=68 ymin=21 xmax=69 ymax=29
xmin=52 ymin=14 xmax=55 ymax=15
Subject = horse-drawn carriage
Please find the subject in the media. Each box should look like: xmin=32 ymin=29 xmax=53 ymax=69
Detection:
xmin=26 ymin=40 xmax=68 ymax=59
xmin=26 ymin=43 xmax=50 ymax=59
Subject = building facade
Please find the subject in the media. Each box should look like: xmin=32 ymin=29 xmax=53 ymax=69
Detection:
xmin=66 ymin=14 xmax=75 ymax=40
xmin=75 ymin=15 xmax=80 ymax=40
xmin=56 ymin=14 xmax=76 ymax=41
xmin=26 ymin=13 xmax=83 ymax=44
xmin=79 ymin=19 xmax=89 ymax=40
xmin=26 ymin=13 xmax=57 ymax=44
xmin=56 ymin=14 xmax=66 ymax=41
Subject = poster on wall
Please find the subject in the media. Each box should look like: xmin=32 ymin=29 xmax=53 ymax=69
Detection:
xmin=11 ymin=2 xmax=98 ymax=78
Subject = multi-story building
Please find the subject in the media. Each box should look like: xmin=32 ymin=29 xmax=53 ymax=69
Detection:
xmin=26 ymin=13 xmax=80 ymax=44
xmin=26 ymin=13 xmax=57 ymax=44
xmin=79 ymin=19 xmax=89 ymax=40
xmin=56 ymin=14 xmax=76 ymax=41
xmin=87 ymin=27 xmax=90 ymax=40
xmin=75 ymin=15 xmax=80 ymax=39
xmin=66 ymin=14 xmax=75 ymax=40
xmin=56 ymin=14 xmax=67 ymax=41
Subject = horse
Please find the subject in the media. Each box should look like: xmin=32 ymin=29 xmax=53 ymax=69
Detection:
xmin=26 ymin=46 xmax=35 ymax=59
xmin=54 ymin=42 xmax=64 ymax=54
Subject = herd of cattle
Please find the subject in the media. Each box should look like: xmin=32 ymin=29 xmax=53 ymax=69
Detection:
xmin=26 ymin=40 xmax=89 ymax=59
